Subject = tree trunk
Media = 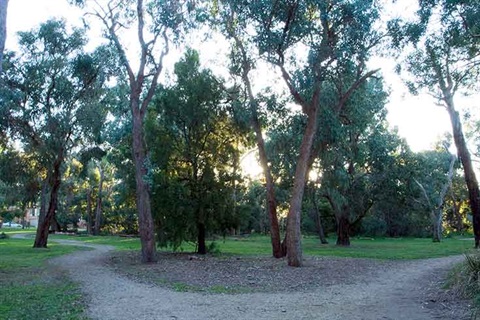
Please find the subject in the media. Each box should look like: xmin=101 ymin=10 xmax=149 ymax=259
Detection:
xmin=86 ymin=188 xmax=93 ymax=235
xmin=286 ymin=107 xmax=319 ymax=267
xmin=336 ymin=213 xmax=351 ymax=246
xmin=445 ymin=100 xmax=480 ymax=248
xmin=93 ymin=165 xmax=104 ymax=236
xmin=256 ymin=122 xmax=283 ymax=258
xmin=0 ymin=0 xmax=8 ymax=74
xmin=432 ymin=209 xmax=442 ymax=242
xmin=312 ymin=208 xmax=328 ymax=244
xmin=34 ymin=155 xmax=63 ymax=248
xmin=132 ymin=108 xmax=156 ymax=262
xmin=197 ymin=222 xmax=206 ymax=255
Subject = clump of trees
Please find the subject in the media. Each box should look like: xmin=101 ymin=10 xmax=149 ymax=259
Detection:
xmin=0 ymin=0 xmax=478 ymax=266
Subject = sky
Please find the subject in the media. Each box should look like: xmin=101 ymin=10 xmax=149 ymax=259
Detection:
xmin=4 ymin=0 xmax=463 ymax=153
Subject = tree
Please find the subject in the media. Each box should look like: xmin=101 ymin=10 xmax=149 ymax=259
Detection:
xmin=390 ymin=0 xmax=480 ymax=247
xmin=2 ymin=20 xmax=108 ymax=247
xmin=218 ymin=0 xmax=382 ymax=267
xmin=412 ymin=149 xmax=456 ymax=242
xmin=71 ymin=0 xmax=198 ymax=262
xmin=0 ymin=0 xmax=8 ymax=73
xmin=214 ymin=2 xmax=284 ymax=258
xmin=149 ymin=50 xmax=246 ymax=254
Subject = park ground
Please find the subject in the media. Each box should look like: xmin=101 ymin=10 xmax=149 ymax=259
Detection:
xmin=0 ymin=230 xmax=476 ymax=319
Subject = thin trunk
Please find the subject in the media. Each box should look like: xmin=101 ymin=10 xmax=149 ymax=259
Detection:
xmin=256 ymin=123 xmax=283 ymax=258
xmin=0 ymin=0 xmax=8 ymax=74
xmin=197 ymin=222 xmax=206 ymax=255
xmin=86 ymin=188 xmax=93 ymax=235
xmin=286 ymin=106 xmax=319 ymax=267
xmin=445 ymin=98 xmax=480 ymax=248
xmin=132 ymin=108 xmax=156 ymax=262
xmin=93 ymin=166 xmax=104 ymax=236
xmin=432 ymin=208 xmax=442 ymax=242
xmin=312 ymin=204 xmax=328 ymax=244
xmin=34 ymin=155 xmax=63 ymax=248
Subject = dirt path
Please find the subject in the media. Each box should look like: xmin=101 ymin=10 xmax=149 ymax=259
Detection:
xmin=44 ymin=238 xmax=470 ymax=320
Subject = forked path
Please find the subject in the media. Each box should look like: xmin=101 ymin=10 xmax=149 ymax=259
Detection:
xmin=49 ymin=239 xmax=468 ymax=320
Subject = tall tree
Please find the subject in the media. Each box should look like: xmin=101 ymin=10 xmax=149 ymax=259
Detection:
xmin=390 ymin=0 xmax=480 ymax=247
xmin=215 ymin=2 xmax=285 ymax=258
xmin=71 ymin=0 xmax=197 ymax=262
xmin=0 ymin=0 xmax=8 ymax=73
xmin=240 ymin=0 xmax=381 ymax=266
xmin=2 ymin=20 xmax=108 ymax=247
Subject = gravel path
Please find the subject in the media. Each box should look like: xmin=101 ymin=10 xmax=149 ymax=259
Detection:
xmin=44 ymin=238 xmax=472 ymax=320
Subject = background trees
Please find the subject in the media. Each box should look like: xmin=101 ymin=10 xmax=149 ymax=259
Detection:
xmin=1 ymin=20 xmax=108 ymax=247
xmin=1 ymin=0 xmax=479 ymax=267
xmin=390 ymin=0 xmax=480 ymax=247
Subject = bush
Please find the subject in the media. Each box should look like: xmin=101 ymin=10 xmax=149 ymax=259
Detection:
xmin=0 ymin=232 xmax=8 ymax=239
xmin=448 ymin=253 xmax=480 ymax=315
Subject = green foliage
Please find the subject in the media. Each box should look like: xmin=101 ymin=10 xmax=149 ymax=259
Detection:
xmin=149 ymin=49 xmax=247 ymax=251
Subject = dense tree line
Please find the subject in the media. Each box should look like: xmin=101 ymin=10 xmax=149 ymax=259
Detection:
xmin=0 ymin=0 xmax=478 ymax=266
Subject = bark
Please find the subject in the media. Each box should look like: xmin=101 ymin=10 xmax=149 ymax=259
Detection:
xmin=336 ymin=214 xmax=351 ymax=246
xmin=0 ymin=0 xmax=8 ymax=74
xmin=286 ymin=106 xmax=319 ymax=267
xmin=442 ymin=94 xmax=480 ymax=247
xmin=132 ymin=109 xmax=156 ymax=262
xmin=34 ymin=154 xmax=63 ymax=248
xmin=197 ymin=222 xmax=206 ymax=255
xmin=93 ymin=165 xmax=104 ymax=236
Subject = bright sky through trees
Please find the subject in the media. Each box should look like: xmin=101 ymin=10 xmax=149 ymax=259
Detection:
xmin=5 ymin=0 xmax=472 ymax=153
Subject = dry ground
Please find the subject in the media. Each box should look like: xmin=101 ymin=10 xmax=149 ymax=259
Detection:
xmin=46 ymin=239 xmax=473 ymax=320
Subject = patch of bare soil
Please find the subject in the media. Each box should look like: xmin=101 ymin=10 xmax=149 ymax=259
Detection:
xmin=106 ymin=251 xmax=395 ymax=293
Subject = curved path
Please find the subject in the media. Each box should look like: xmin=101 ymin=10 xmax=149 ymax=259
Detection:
xmin=39 ymin=237 xmax=470 ymax=320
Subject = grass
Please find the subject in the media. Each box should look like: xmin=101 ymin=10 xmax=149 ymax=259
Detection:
xmin=48 ymin=233 xmax=475 ymax=260
xmin=49 ymin=234 xmax=140 ymax=251
xmin=0 ymin=237 xmax=87 ymax=320
xmin=217 ymin=235 xmax=474 ymax=260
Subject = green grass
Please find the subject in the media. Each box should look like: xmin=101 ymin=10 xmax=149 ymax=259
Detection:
xmin=48 ymin=233 xmax=474 ymax=260
xmin=49 ymin=234 xmax=141 ymax=250
xmin=0 ymin=238 xmax=87 ymax=320
xmin=0 ymin=227 xmax=37 ymax=235
xmin=217 ymin=235 xmax=474 ymax=260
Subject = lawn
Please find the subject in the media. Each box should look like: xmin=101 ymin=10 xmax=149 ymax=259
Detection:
xmin=0 ymin=236 xmax=87 ymax=320
xmin=219 ymin=235 xmax=475 ymax=259
xmin=50 ymin=233 xmax=475 ymax=260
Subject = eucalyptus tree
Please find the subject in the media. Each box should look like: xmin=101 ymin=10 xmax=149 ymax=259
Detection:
xmin=149 ymin=50 xmax=246 ymax=254
xmin=390 ymin=0 xmax=480 ymax=247
xmin=315 ymin=76 xmax=391 ymax=245
xmin=212 ymin=1 xmax=285 ymax=258
xmin=2 ymin=20 xmax=109 ymax=247
xmin=70 ymin=0 xmax=200 ymax=262
xmin=218 ymin=0 xmax=382 ymax=266
xmin=412 ymin=149 xmax=456 ymax=242
xmin=0 ymin=0 xmax=8 ymax=73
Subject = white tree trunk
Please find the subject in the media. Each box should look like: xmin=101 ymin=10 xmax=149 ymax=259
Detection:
xmin=0 ymin=0 xmax=9 ymax=73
